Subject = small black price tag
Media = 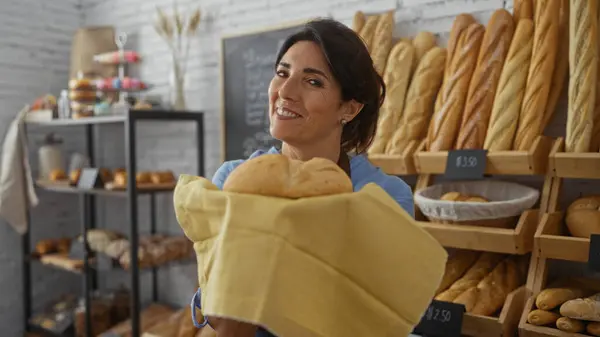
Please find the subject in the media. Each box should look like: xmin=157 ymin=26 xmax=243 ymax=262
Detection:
xmin=68 ymin=240 xmax=86 ymax=260
xmin=445 ymin=149 xmax=488 ymax=180
xmin=413 ymin=300 xmax=465 ymax=337
xmin=77 ymin=168 xmax=103 ymax=189
xmin=588 ymin=234 xmax=600 ymax=272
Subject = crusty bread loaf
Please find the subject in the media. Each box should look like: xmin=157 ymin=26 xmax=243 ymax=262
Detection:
xmin=556 ymin=317 xmax=586 ymax=333
xmin=435 ymin=249 xmax=480 ymax=295
xmin=435 ymin=252 xmax=504 ymax=302
xmin=371 ymin=11 xmax=395 ymax=75
xmin=358 ymin=15 xmax=380 ymax=51
xmin=527 ymin=309 xmax=561 ymax=326
xmin=435 ymin=14 xmax=477 ymax=114
xmin=513 ymin=0 xmax=560 ymax=151
xmin=387 ymin=47 xmax=446 ymax=154
xmin=352 ymin=11 xmax=366 ymax=32
xmin=560 ymin=293 xmax=600 ymax=322
xmin=427 ymin=23 xmax=485 ymax=151
xmin=565 ymin=196 xmax=600 ymax=238
xmin=484 ymin=19 xmax=534 ymax=151
xmin=222 ymin=154 xmax=353 ymax=198
xmin=536 ymin=288 xmax=587 ymax=310
xmin=412 ymin=31 xmax=437 ymax=65
xmin=566 ymin=0 xmax=598 ymax=153
xmin=456 ymin=9 xmax=515 ymax=150
xmin=514 ymin=0 xmax=534 ymax=22
xmin=369 ymin=41 xmax=415 ymax=154
xmin=541 ymin=0 xmax=570 ymax=131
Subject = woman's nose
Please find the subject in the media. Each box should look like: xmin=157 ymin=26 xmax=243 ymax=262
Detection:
xmin=278 ymin=77 xmax=300 ymax=102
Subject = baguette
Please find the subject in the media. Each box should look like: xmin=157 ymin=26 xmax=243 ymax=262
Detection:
xmin=593 ymin=3 xmax=600 ymax=152
xmin=589 ymin=322 xmax=600 ymax=336
xmin=368 ymin=42 xmax=415 ymax=154
xmin=352 ymin=11 xmax=366 ymax=32
xmin=527 ymin=309 xmax=561 ymax=326
xmin=560 ymin=293 xmax=600 ymax=322
xmin=435 ymin=252 xmax=504 ymax=302
xmin=435 ymin=14 xmax=477 ymax=114
xmin=513 ymin=0 xmax=560 ymax=151
xmin=470 ymin=256 xmax=521 ymax=316
xmin=556 ymin=317 xmax=586 ymax=333
xmin=456 ymin=9 xmax=515 ymax=150
xmin=435 ymin=250 xmax=480 ymax=295
xmin=566 ymin=0 xmax=598 ymax=153
xmin=484 ymin=19 xmax=534 ymax=151
xmin=427 ymin=23 xmax=485 ymax=151
xmin=358 ymin=15 xmax=380 ymax=51
xmin=412 ymin=31 xmax=437 ymax=65
xmin=536 ymin=288 xmax=586 ymax=310
xmin=371 ymin=11 xmax=395 ymax=75
xmin=514 ymin=0 xmax=534 ymax=22
xmin=541 ymin=0 xmax=570 ymax=131
xmin=387 ymin=47 xmax=446 ymax=154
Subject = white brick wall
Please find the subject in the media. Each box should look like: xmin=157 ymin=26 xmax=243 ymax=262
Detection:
xmin=1 ymin=0 xmax=597 ymax=335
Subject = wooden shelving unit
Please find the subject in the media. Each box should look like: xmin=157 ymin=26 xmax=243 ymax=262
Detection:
xmin=367 ymin=139 xmax=420 ymax=175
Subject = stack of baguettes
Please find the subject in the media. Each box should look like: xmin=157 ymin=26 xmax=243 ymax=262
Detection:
xmin=358 ymin=0 xmax=600 ymax=154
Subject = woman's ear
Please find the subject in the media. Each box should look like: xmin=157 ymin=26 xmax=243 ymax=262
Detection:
xmin=341 ymin=99 xmax=364 ymax=123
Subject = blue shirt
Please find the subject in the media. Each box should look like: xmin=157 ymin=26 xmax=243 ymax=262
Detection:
xmin=213 ymin=147 xmax=415 ymax=220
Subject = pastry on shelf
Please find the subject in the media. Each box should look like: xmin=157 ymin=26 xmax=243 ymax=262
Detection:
xmin=103 ymin=239 xmax=129 ymax=259
xmin=68 ymin=78 xmax=96 ymax=91
xmin=49 ymin=169 xmax=67 ymax=182
xmin=68 ymin=90 xmax=97 ymax=103
xmin=151 ymin=171 xmax=176 ymax=184
xmin=95 ymin=77 xmax=147 ymax=91
xmin=440 ymin=191 xmax=489 ymax=202
xmin=136 ymin=171 xmax=152 ymax=184
xmin=56 ymin=238 xmax=72 ymax=254
xmin=565 ymin=195 xmax=600 ymax=238
xmin=78 ymin=229 xmax=123 ymax=254
xmin=93 ymin=50 xmax=141 ymax=64
xmin=29 ymin=94 xmax=57 ymax=112
xmin=35 ymin=239 xmax=57 ymax=255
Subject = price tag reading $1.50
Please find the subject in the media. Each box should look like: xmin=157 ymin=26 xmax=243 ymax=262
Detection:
xmin=413 ymin=300 xmax=465 ymax=337
xmin=445 ymin=149 xmax=488 ymax=180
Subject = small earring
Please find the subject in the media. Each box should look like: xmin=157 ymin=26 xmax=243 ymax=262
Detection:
xmin=340 ymin=119 xmax=347 ymax=126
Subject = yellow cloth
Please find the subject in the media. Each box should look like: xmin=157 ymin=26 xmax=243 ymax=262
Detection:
xmin=174 ymin=175 xmax=447 ymax=337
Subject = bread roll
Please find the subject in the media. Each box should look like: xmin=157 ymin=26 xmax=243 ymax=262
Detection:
xmin=556 ymin=317 xmax=586 ymax=333
xmin=589 ymin=322 xmax=600 ymax=336
xmin=527 ymin=309 xmax=561 ymax=326
xmin=352 ymin=11 xmax=366 ymax=32
xmin=49 ymin=169 xmax=67 ymax=181
xmin=427 ymin=23 xmax=485 ymax=151
xmin=560 ymin=293 xmax=600 ymax=322
xmin=358 ymin=15 xmax=380 ymax=51
xmin=566 ymin=0 xmax=598 ymax=153
xmin=484 ymin=19 xmax=534 ymax=151
xmin=387 ymin=47 xmax=446 ymax=153
xmin=369 ymin=41 xmax=415 ymax=154
xmin=565 ymin=196 xmax=600 ymax=238
xmin=513 ymin=0 xmax=560 ymax=151
xmin=412 ymin=31 xmax=437 ymax=64
xmin=456 ymin=9 xmax=515 ymax=150
xmin=436 ymin=250 xmax=481 ymax=295
xmin=371 ymin=12 xmax=395 ymax=76
xmin=542 ymin=0 xmax=570 ymax=131
xmin=513 ymin=0 xmax=534 ymax=22
xmin=222 ymin=154 xmax=352 ymax=198
xmin=536 ymin=288 xmax=586 ymax=310
xmin=435 ymin=14 xmax=477 ymax=114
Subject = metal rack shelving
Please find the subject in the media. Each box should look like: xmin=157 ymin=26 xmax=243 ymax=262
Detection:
xmin=22 ymin=109 xmax=204 ymax=337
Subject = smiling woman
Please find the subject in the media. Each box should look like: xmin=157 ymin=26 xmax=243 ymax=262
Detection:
xmin=196 ymin=18 xmax=417 ymax=337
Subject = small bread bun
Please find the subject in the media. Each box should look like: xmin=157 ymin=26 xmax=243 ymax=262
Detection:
xmin=69 ymin=90 xmax=96 ymax=102
xmin=566 ymin=196 xmax=600 ymax=238
xmin=49 ymin=169 xmax=67 ymax=181
xmin=136 ymin=172 xmax=152 ymax=184
xmin=440 ymin=192 xmax=462 ymax=201
xmin=114 ymin=172 xmax=127 ymax=186
xmin=69 ymin=78 xmax=95 ymax=90
xmin=222 ymin=154 xmax=353 ymax=198
xmin=150 ymin=171 xmax=175 ymax=184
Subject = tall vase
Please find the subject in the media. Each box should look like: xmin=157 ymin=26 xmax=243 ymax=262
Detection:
xmin=170 ymin=53 xmax=187 ymax=110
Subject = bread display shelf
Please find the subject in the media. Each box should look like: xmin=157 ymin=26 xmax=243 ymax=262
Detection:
xmin=418 ymin=209 xmax=539 ymax=254
xmin=549 ymin=138 xmax=600 ymax=179
xmin=36 ymin=180 xmax=175 ymax=195
xmin=105 ymin=182 xmax=177 ymax=191
xmin=367 ymin=140 xmax=419 ymax=175
xmin=414 ymin=136 xmax=553 ymax=175
xmin=31 ymin=253 xmax=193 ymax=273
xmin=461 ymin=286 xmax=527 ymax=337
xmin=519 ymin=295 xmax=591 ymax=337
xmin=535 ymin=212 xmax=590 ymax=263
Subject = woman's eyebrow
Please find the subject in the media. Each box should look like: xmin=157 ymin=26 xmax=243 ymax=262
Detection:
xmin=278 ymin=61 xmax=330 ymax=80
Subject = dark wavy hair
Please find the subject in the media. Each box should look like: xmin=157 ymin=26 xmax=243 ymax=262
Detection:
xmin=274 ymin=18 xmax=386 ymax=154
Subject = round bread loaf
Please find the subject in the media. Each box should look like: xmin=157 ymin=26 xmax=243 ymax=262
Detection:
xmin=222 ymin=154 xmax=353 ymax=198
xmin=566 ymin=196 xmax=600 ymax=238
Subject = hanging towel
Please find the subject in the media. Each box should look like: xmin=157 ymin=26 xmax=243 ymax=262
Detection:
xmin=174 ymin=175 xmax=447 ymax=337
xmin=0 ymin=106 xmax=39 ymax=234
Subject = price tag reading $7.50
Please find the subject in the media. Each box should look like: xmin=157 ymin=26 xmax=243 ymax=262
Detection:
xmin=445 ymin=149 xmax=488 ymax=180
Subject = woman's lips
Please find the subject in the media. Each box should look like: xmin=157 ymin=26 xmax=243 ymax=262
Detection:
xmin=275 ymin=107 xmax=302 ymax=120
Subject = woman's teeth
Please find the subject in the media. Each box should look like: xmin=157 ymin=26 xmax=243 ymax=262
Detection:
xmin=276 ymin=107 xmax=300 ymax=118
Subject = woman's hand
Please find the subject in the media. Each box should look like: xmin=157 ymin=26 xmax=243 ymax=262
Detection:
xmin=208 ymin=316 xmax=259 ymax=337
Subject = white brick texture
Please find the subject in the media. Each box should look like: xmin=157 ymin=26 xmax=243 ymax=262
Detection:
xmin=1 ymin=0 xmax=594 ymax=336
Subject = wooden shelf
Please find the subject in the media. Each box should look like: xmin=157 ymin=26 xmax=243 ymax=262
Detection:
xmin=534 ymin=212 xmax=590 ymax=263
xmin=549 ymin=137 xmax=600 ymax=179
xmin=417 ymin=210 xmax=539 ymax=254
xmin=414 ymin=136 xmax=553 ymax=175
xmin=462 ymin=286 xmax=526 ymax=337
xmin=368 ymin=140 xmax=419 ymax=175
xmin=26 ymin=115 xmax=126 ymax=126
xmin=36 ymin=180 xmax=175 ymax=196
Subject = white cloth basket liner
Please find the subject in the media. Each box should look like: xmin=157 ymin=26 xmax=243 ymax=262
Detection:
xmin=414 ymin=180 xmax=540 ymax=222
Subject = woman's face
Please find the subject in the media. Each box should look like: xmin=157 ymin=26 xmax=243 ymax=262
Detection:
xmin=268 ymin=41 xmax=350 ymax=147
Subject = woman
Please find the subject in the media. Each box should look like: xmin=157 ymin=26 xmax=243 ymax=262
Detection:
xmin=194 ymin=18 xmax=414 ymax=337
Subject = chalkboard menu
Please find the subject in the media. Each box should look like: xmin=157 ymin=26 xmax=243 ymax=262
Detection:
xmin=220 ymin=22 xmax=305 ymax=161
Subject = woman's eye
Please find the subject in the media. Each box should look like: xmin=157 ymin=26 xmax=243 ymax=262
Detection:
xmin=308 ymin=79 xmax=323 ymax=87
xmin=276 ymin=70 xmax=288 ymax=77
